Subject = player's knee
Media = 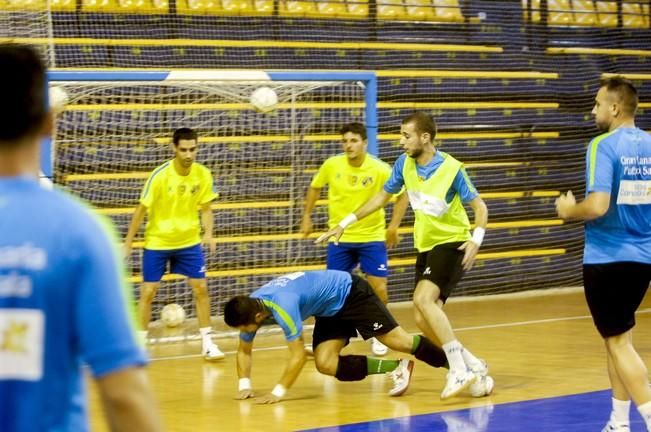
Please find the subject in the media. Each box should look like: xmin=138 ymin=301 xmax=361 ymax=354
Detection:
xmin=315 ymin=355 xmax=337 ymax=376
xmin=191 ymin=282 xmax=209 ymax=298
xmin=140 ymin=285 xmax=158 ymax=302
xmin=605 ymin=332 xmax=630 ymax=351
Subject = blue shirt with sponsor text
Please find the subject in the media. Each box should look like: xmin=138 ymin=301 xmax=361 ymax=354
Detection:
xmin=0 ymin=177 xmax=146 ymax=432
xmin=584 ymin=127 xmax=651 ymax=264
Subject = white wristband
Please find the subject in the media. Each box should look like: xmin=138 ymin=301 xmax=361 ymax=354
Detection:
xmin=471 ymin=227 xmax=485 ymax=246
xmin=271 ymin=384 xmax=286 ymax=398
xmin=238 ymin=378 xmax=252 ymax=391
xmin=338 ymin=213 xmax=358 ymax=229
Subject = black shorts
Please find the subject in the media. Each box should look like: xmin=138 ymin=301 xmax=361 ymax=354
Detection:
xmin=312 ymin=275 xmax=399 ymax=349
xmin=415 ymin=242 xmax=465 ymax=303
xmin=584 ymin=262 xmax=651 ymax=338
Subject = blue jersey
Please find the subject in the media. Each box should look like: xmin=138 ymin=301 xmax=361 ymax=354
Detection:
xmin=384 ymin=152 xmax=479 ymax=203
xmin=241 ymin=270 xmax=352 ymax=343
xmin=584 ymin=127 xmax=651 ymax=264
xmin=0 ymin=177 xmax=146 ymax=432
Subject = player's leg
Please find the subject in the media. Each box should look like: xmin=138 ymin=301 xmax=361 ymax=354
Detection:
xmin=312 ymin=314 xmax=410 ymax=397
xmin=359 ymin=241 xmax=390 ymax=356
xmin=584 ymin=262 xmax=651 ymax=431
xmin=412 ymin=244 xmax=485 ymax=399
xmin=173 ymin=244 xmax=224 ymax=360
xmin=139 ymin=248 xmax=168 ymax=342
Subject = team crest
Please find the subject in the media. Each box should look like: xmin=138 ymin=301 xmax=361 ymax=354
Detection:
xmin=178 ymin=185 xmax=186 ymax=194
xmin=348 ymin=175 xmax=358 ymax=186
xmin=361 ymin=176 xmax=373 ymax=187
xmin=191 ymin=185 xmax=200 ymax=195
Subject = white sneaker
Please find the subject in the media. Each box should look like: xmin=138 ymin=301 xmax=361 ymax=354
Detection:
xmin=469 ymin=359 xmax=488 ymax=377
xmin=371 ymin=337 xmax=388 ymax=356
xmin=469 ymin=375 xmax=495 ymax=397
xmin=441 ymin=368 xmax=476 ymax=399
xmin=203 ymin=343 xmax=225 ymax=361
xmin=602 ymin=421 xmax=630 ymax=431
xmin=387 ymin=359 xmax=414 ymax=396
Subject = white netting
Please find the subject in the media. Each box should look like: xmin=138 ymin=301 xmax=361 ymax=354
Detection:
xmin=52 ymin=78 xmax=375 ymax=323
xmin=0 ymin=0 xmax=55 ymax=66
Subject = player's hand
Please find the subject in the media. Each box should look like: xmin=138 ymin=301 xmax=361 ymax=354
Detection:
xmin=234 ymin=389 xmax=255 ymax=400
xmin=315 ymin=226 xmax=344 ymax=245
xmin=254 ymin=393 xmax=281 ymax=404
xmin=385 ymin=227 xmax=401 ymax=249
xmin=203 ymin=235 xmax=216 ymax=255
xmin=458 ymin=241 xmax=480 ymax=271
xmin=299 ymin=216 xmax=313 ymax=238
xmin=555 ymin=190 xmax=576 ymax=220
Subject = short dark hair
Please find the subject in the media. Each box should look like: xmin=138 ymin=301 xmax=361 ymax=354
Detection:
xmin=0 ymin=44 xmax=47 ymax=147
xmin=401 ymin=111 xmax=437 ymax=140
xmin=172 ymin=127 xmax=198 ymax=146
xmin=223 ymin=296 xmax=262 ymax=327
xmin=340 ymin=122 xmax=367 ymax=141
xmin=600 ymin=76 xmax=638 ymax=115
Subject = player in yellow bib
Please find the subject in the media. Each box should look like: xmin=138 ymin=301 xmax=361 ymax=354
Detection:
xmin=300 ymin=122 xmax=408 ymax=356
xmin=317 ymin=112 xmax=493 ymax=400
xmin=123 ymin=128 xmax=224 ymax=361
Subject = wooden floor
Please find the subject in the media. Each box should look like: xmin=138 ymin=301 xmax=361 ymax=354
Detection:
xmin=88 ymin=288 xmax=651 ymax=431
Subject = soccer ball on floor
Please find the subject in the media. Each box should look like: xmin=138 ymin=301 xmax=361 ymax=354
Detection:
xmin=160 ymin=303 xmax=186 ymax=328
xmin=250 ymin=86 xmax=278 ymax=113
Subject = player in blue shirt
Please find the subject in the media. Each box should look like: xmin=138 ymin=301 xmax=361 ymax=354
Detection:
xmin=556 ymin=76 xmax=651 ymax=432
xmin=223 ymin=270 xmax=453 ymax=403
xmin=0 ymin=44 xmax=161 ymax=432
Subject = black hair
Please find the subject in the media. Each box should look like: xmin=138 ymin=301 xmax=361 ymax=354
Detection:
xmin=172 ymin=127 xmax=198 ymax=146
xmin=223 ymin=296 xmax=262 ymax=327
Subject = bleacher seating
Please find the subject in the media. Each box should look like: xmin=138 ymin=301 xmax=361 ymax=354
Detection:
xmin=524 ymin=0 xmax=650 ymax=28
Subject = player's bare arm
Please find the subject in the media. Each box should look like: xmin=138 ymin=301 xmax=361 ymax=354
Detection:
xmin=97 ymin=366 xmax=163 ymax=432
xmin=201 ymin=202 xmax=216 ymax=254
xmin=316 ymin=190 xmax=393 ymax=244
xmin=556 ymin=191 xmax=610 ymax=221
xmin=458 ymin=196 xmax=488 ymax=270
xmin=235 ymin=339 xmax=255 ymax=400
xmin=386 ymin=192 xmax=409 ymax=249
xmin=300 ymin=186 xmax=322 ymax=237
xmin=123 ymin=203 xmax=147 ymax=258
xmin=255 ymin=337 xmax=307 ymax=404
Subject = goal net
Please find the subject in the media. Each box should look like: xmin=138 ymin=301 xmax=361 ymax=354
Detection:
xmin=49 ymin=70 xmax=379 ymax=337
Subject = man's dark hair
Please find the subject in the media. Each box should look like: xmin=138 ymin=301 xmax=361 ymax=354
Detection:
xmin=223 ymin=296 xmax=262 ymax=327
xmin=0 ymin=44 xmax=47 ymax=147
xmin=600 ymin=76 xmax=638 ymax=115
xmin=402 ymin=111 xmax=437 ymax=140
xmin=340 ymin=122 xmax=367 ymax=141
xmin=172 ymin=127 xmax=198 ymax=146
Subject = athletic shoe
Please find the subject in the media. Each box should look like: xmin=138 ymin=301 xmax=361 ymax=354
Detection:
xmin=469 ymin=375 xmax=495 ymax=397
xmin=203 ymin=343 xmax=225 ymax=361
xmin=469 ymin=359 xmax=488 ymax=377
xmin=602 ymin=421 xmax=630 ymax=431
xmin=371 ymin=337 xmax=388 ymax=356
xmin=441 ymin=368 xmax=476 ymax=399
xmin=388 ymin=359 xmax=414 ymax=396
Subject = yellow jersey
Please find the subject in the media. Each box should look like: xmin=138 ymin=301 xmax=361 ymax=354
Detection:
xmin=311 ymin=154 xmax=392 ymax=243
xmin=140 ymin=160 xmax=217 ymax=250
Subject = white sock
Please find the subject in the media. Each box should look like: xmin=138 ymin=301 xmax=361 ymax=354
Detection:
xmin=610 ymin=397 xmax=630 ymax=424
xmin=637 ymin=400 xmax=651 ymax=430
xmin=442 ymin=340 xmax=467 ymax=372
xmin=199 ymin=327 xmax=213 ymax=350
xmin=461 ymin=347 xmax=483 ymax=370
xmin=138 ymin=330 xmax=148 ymax=345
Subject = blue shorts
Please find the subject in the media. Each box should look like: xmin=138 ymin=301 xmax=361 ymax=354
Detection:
xmin=326 ymin=241 xmax=388 ymax=278
xmin=142 ymin=244 xmax=206 ymax=282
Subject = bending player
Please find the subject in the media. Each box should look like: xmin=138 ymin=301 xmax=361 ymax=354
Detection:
xmin=224 ymin=270 xmax=489 ymax=404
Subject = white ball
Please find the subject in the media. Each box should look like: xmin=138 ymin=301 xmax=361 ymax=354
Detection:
xmin=250 ymin=86 xmax=278 ymax=113
xmin=160 ymin=303 xmax=186 ymax=328
xmin=49 ymin=86 xmax=69 ymax=112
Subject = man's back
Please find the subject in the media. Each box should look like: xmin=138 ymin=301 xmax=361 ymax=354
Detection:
xmin=584 ymin=127 xmax=651 ymax=264
xmin=0 ymin=177 xmax=145 ymax=431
